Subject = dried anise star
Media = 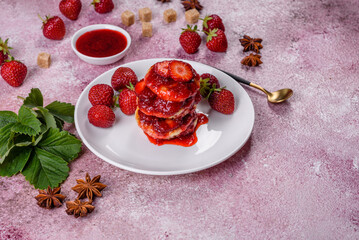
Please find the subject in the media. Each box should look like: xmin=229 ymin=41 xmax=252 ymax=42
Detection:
xmin=157 ymin=0 xmax=171 ymax=2
xmin=35 ymin=186 xmax=66 ymax=209
xmin=182 ymin=0 xmax=203 ymax=11
xmin=72 ymin=173 xmax=107 ymax=200
xmin=241 ymin=53 xmax=263 ymax=67
xmin=239 ymin=35 xmax=263 ymax=53
xmin=65 ymin=199 xmax=95 ymax=218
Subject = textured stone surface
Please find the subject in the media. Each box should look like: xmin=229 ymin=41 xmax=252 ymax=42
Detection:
xmin=0 ymin=0 xmax=359 ymax=239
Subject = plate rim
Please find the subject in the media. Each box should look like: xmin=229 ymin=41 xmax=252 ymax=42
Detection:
xmin=74 ymin=58 xmax=255 ymax=175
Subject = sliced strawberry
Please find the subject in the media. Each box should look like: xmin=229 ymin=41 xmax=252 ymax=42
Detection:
xmin=154 ymin=61 xmax=170 ymax=78
xmin=168 ymin=60 xmax=194 ymax=82
xmin=134 ymin=79 xmax=146 ymax=95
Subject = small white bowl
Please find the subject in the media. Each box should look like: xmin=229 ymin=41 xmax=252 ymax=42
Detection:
xmin=71 ymin=24 xmax=131 ymax=65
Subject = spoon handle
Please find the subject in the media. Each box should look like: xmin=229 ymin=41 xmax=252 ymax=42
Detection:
xmin=218 ymin=69 xmax=270 ymax=95
xmin=218 ymin=69 xmax=251 ymax=86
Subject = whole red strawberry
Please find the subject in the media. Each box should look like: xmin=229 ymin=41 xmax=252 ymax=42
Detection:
xmin=0 ymin=38 xmax=12 ymax=65
xmin=92 ymin=0 xmax=114 ymax=14
xmin=59 ymin=0 xmax=82 ymax=20
xmin=111 ymin=67 xmax=138 ymax=91
xmin=208 ymin=88 xmax=235 ymax=114
xmin=1 ymin=59 xmax=27 ymax=87
xmin=40 ymin=15 xmax=66 ymax=40
xmin=118 ymin=83 xmax=137 ymax=115
xmin=206 ymin=28 xmax=228 ymax=52
xmin=200 ymin=73 xmax=220 ymax=98
xmin=88 ymin=84 xmax=114 ymax=107
xmin=179 ymin=25 xmax=201 ymax=54
xmin=202 ymin=14 xmax=225 ymax=34
xmin=88 ymin=105 xmax=115 ymax=128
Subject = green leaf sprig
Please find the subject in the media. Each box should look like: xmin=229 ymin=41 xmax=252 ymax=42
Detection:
xmin=0 ymin=88 xmax=81 ymax=189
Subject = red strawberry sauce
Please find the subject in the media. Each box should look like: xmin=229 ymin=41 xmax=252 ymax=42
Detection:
xmin=76 ymin=29 xmax=127 ymax=57
xmin=145 ymin=113 xmax=208 ymax=147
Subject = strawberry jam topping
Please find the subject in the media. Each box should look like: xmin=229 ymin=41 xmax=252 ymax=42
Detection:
xmin=137 ymin=109 xmax=197 ymax=137
xmin=144 ymin=66 xmax=199 ymax=102
xmin=136 ymin=61 xmax=208 ymax=147
xmin=145 ymin=113 xmax=208 ymax=147
xmin=136 ymin=79 xmax=200 ymax=118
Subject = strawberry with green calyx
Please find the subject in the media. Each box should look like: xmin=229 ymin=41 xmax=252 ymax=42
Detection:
xmin=39 ymin=15 xmax=66 ymax=40
xmin=118 ymin=82 xmax=137 ymax=115
xmin=207 ymin=86 xmax=235 ymax=114
xmin=1 ymin=57 xmax=27 ymax=87
xmin=201 ymin=14 xmax=225 ymax=35
xmin=92 ymin=0 xmax=114 ymax=14
xmin=206 ymin=28 xmax=228 ymax=52
xmin=111 ymin=67 xmax=138 ymax=91
xmin=179 ymin=25 xmax=201 ymax=54
xmin=199 ymin=73 xmax=220 ymax=98
xmin=0 ymin=38 xmax=12 ymax=65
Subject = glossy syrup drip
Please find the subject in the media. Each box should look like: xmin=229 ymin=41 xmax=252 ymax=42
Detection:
xmin=145 ymin=113 xmax=208 ymax=147
xmin=76 ymin=29 xmax=127 ymax=57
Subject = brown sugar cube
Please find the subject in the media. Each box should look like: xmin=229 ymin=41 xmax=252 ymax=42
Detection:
xmin=185 ymin=9 xmax=200 ymax=24
xmin=163 ymin=9 xmax=177 ymax=23
xmin=142 ymin=22 xmax=153 ymax=37
xmin=37 ymin=52 xmax=51 ymax=68
xmin=121 ymin=10 xmax=135 ymax=26
xmin=139 ymin=7 xmax=152 ymax=22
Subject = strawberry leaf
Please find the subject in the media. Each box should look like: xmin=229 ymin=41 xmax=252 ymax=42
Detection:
xmin=0 ymin=111 xmax=18 ymax=158
xmin=45 ymin=101 xmax=75 ymax=123
xmin=0 ymin=88 xmax=81 ymax=189
xmin=22 ymin=147 xmax=69 ymax=189
xmin=37 ymin=128 xmax=81 ymax=163
xmin=23 ymin=88 xmax=43 ymax=108
xmin=0 ymin=111 xmax=17 ymax=129
xmin=54 ymin=117 xmax=64 ymax=131
xmin=0 ymin=123 xmax=16 ymax=159
xmin=0 ymin=145 xmax=32 ymax=176
xmin=11 ymin=106 xmax=42 ymax=136
xmin=36 ymin=107 xmax=57 ymax=129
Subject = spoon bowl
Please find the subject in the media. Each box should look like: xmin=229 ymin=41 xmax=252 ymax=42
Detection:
xmin=267 ymin=88 xmax=293 ymax=103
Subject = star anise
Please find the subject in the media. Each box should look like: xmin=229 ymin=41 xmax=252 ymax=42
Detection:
xmin=157 ymin=0 xmax=171 ymax=2
xmin=182 ymin=0 xmax=203 ymax=11
xmin=239 ymin=35 xmax=263 ymax=53
xmin=241 ymin=53 xmax=263 ymax=67
xmin=65 ymin=199 xmax=95 ymax=218
xmin=71 ymin=173 xmax=107 ymax=200
xmin=35 ymin=186 xmax=66 ymax=209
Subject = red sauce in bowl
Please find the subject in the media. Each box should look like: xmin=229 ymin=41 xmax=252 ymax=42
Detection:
xmin=76 ymin=29 xmax=127 ymax=58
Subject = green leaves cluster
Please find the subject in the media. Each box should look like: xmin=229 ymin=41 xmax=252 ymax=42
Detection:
xmin=0 ymin=88 xmax=81 ymax=189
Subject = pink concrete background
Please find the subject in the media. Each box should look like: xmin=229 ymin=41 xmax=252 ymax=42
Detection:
xmin=1 ymin=0 xmax=359 ymax=239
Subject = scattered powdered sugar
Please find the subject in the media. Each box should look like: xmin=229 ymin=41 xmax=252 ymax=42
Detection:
xmin=353 ymin=157 xmax=359 ymax=170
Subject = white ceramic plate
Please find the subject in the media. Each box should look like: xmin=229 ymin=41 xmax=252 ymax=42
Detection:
xmin=75 ymin=58 xmax=255 ymax=175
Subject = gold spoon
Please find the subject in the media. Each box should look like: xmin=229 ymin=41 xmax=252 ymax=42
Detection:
xmin=219 ymin=69 xmax=293 ymax=103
